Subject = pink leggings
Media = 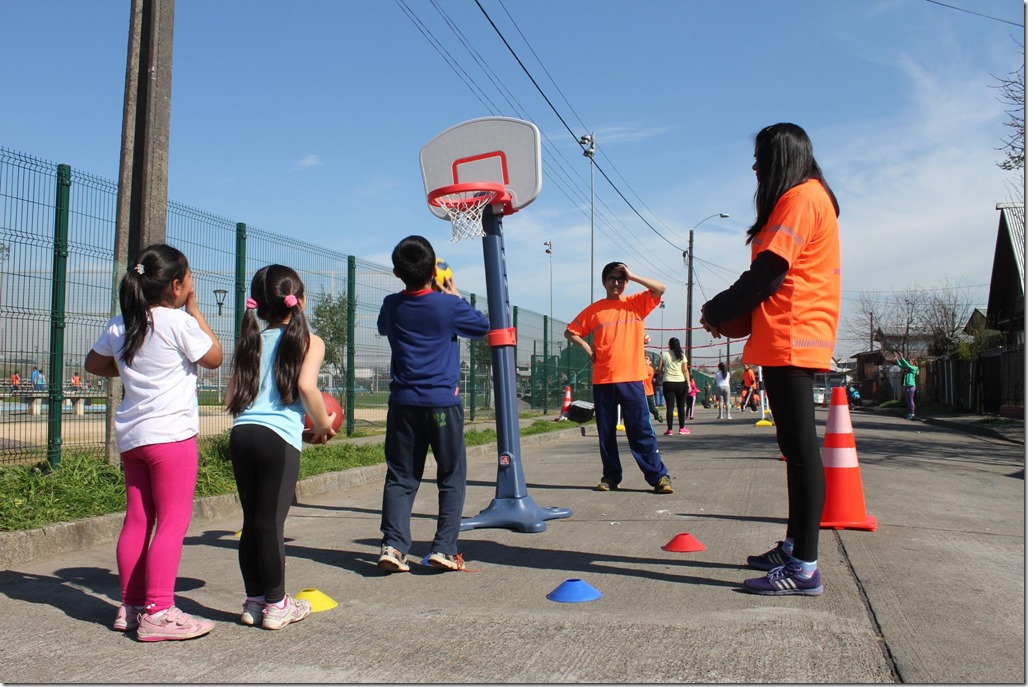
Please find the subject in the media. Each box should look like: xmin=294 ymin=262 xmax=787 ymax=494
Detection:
xmin=116 ymin=437 xmax=198 ymax=613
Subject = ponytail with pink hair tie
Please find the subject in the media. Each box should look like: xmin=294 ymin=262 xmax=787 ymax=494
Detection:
xmin=245 ymin=298 xmax=258 ymax=310
xmin=284 ymin=294 xmax=298 ymax=308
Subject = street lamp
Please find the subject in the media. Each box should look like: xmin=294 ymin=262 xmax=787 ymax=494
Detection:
xmin=684 ymin=212 xmax=729 ymax=365
xmin=543 ymin=241 xmax=553 ymax=345
xmin=212 ymin=289 xmax=229 ymax=400
xmin=213 ymin=289 xmax=228 ymax=317
xmin=579 ymin=133 xmax=595 ymax=302
xmin=659 ymin=300 xmax=665 ymax=348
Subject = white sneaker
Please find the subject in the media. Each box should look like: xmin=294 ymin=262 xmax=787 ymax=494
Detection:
xmin=240 ymin=598 xmax=265 ymax=626
xmin=262 ymin=595 xmax=311 ymax=630
xmin=378 ymin=545 xmax=410 ymax=572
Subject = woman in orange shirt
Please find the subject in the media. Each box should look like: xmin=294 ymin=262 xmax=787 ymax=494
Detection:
xmin=701 ymin=123 xmax=840 ymax=597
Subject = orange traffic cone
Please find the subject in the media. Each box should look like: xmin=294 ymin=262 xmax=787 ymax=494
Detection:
xmin=555 ymin=385 xmax=572 ymax=421
xmin=820 ymin=386 xmax=877 ymax=531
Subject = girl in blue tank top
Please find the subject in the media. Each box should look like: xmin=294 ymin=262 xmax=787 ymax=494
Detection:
xmin=225 ymin=264 xmax=337 ymax=631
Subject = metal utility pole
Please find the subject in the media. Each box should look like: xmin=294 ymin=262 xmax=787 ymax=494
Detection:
xmin=580 ymin=134 xmax=595 ymax=302
xmin=685 ymin=212 xmax=729 ymax=366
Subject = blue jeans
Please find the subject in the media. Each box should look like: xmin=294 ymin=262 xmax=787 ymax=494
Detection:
xmin=653 ymin=386 xmax=664 ymax=406
xmin=381 ymin=403 xmax=467 ymax=555
xmin=593 ymin=382 xmax=668 ymax=486
xmin=904 ymin=386 xmax=916 ymax=416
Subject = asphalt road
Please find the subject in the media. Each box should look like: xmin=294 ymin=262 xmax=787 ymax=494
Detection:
xmin=0 ymin=406 xmax=1023 ymax=683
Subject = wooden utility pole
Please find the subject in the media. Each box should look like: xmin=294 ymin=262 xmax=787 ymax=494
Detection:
xmin=106 ymin=0 xmax=176 ymax=464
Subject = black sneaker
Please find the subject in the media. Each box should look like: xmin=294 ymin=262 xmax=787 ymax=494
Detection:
xmin=595 ymin=477 xmax=619 ymax=491
xmin=747 ymin=541 xmax=791 ymax=571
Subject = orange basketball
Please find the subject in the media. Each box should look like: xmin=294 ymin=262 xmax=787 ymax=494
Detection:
xmin=717 ymin=313 xmax=751 ymax=339
xmin=303 ymin=391 xmax=344 ymax=443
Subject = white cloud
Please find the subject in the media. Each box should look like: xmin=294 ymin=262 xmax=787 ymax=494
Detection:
xmin=291 ymin=154 xmax=322 ymax=171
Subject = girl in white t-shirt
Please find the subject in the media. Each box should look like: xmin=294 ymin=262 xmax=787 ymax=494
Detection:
xmin=715 ymin=362 xmax=732 ymax=419
xmin=86 ymin=244 xmax=223 ymax=642
xmin=225 ymin=264 xmax=335 ymax=631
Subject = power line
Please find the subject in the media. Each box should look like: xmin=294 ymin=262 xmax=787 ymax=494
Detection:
xmin=922 ymin=0 xmax=1024 ymax=27
xmin=472 ymin=0 xmax=687 ymax=253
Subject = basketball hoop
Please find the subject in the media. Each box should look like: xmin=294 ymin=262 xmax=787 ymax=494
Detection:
xmin=428 ymin=182 xmax=511 ymax=242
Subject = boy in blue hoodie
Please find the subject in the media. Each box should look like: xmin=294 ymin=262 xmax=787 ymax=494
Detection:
xmin=376 ymin=235 xmax=489 ymax=573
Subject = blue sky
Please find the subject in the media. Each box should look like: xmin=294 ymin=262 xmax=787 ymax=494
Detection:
xmin=2 ymin=0 xmax=1023 ymax=364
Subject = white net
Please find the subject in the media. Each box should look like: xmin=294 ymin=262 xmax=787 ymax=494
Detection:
xmin=434 ymin=189 xmax=498 ymax=242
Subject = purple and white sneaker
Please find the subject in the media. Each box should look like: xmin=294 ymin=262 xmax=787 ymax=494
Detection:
xmin=743 ymin=564 xmax=823 ymax=596
xmin=746 ymin=541 xmax=791 ymax=571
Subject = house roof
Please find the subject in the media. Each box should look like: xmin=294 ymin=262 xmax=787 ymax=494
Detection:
xmin=997 ymin=202 xmax=1025 ymax=290
xmin=987 ymin=203 xmax=1026 ymax=329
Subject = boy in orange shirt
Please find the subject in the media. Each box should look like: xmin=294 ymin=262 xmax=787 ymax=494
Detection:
xmin=565 ymin=262 xmax=673 ymax=494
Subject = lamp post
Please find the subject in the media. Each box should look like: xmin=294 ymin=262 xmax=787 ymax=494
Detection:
xmin=213 ymin=289 xmax=228 ymax=400
xmin=543 ymin=241 xmax=553 ymax=344
xmin=659 ymin=300 xmax=665 ymax=347
xmin=213 ymin=289 xmax=228 ymax=316
xmin=579 ymin=133 xmax=595 ymax=302
xmin=684 ymin=212 xmax=729 ymax=366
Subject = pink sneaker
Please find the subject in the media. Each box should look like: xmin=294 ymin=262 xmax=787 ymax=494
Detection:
xmin=679 ymin=427 xmax=691 ymax=435
xmin=663 ymin=429 xmax=673 ymax=436
xmin=112 ymin=604 xmax=145 ymax=631
xmin=136 ymin=606 xmax=214 ymax=642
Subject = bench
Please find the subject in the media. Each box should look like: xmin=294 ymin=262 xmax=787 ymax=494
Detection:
xmin=13 ymin=391 xmax=106 ymax=416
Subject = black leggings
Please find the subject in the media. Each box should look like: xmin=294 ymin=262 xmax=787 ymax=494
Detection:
xmin=229 ymin=424 xmax=301 ymax=604
xmin=763 ymin=366 xmax=824 ymax=563
xmin=662 ymin=381 xmax=687 ymax=430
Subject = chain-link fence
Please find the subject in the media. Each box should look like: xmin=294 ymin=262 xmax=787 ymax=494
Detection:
xmin=0 ymin=147 xmax=585 ymax=465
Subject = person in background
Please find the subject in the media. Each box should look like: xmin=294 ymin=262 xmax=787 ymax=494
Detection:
xmin=85 ymin=243 xmax=223 ymax=640
xmin=658 ymin=337 xmax=692 ymax=436
xmin=643 ymin=352 xmax=664 ymax=423
xmin=651 ymin=353 xmax=665 ymax=409
xmin=70 ymin=372 xmax=82 ymax=392
xmin=10 ymin=371 xmax=19 ymax=395
xmin=897 ymin=357 xmax=918 ymax=420
xmin=566 ymin=261 xmax=673 ymax=494
xmin=715 ymin=362 xmax=732 ymax=419
xmin=686 ymin=375 xmax=699 ymax=420
xmin=741 ymin=364 xmax=756 ymax=411
xmin=701 ymin=122 xmax=841 ymax=597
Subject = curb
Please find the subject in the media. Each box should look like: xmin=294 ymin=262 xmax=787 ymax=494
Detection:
xmin=0 ymin=424 xmax=586 ymax=569
xmin=921 ymin=417 xmax=1024 ymax=445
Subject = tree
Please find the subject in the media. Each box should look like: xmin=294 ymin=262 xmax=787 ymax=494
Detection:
xmin=307 ymin=290 xmax=347 ymax=371
xmin=921 ymin=280 xmax=974 ymax=356
xmin=843 ymin=291 xmax=888 ymax=352
xmin=992 ymin=52 xmax=1024 ymax=173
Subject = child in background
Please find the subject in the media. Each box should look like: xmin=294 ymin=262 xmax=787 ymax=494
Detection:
xmin=85 ymin=244 xmax=223 ymax=641
xmin=686 ymin=375 xmax=699 ymax=420
xmin=643 ymin=353 xmax=663 ymax=423
xmin=377 ymin=235 xmax=489 ymax=573
xmin=225 ymin=265 xmax=336 ymax=630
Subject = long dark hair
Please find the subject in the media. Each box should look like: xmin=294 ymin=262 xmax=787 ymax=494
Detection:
xmin=119 ymin=244 xmax=190 ymax=366
xmin=747 ymin=123 xmax=840 ymax=245
xmin=667 ymin=337 xmax=684 ymax=362
xmin=227 ymin=264 xmax=310 ymax=416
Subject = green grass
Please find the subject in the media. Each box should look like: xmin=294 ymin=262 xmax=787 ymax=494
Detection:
xmin=0 ymin=419 xmax=577 ymax=532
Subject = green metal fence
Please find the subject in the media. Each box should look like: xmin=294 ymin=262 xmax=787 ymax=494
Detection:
xmin=0 ymin=147 xmax=583 ymax=465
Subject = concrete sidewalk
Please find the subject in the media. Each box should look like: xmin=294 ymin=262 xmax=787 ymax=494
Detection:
xmin=0 ymin=407 xmax=1023 ymax=683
